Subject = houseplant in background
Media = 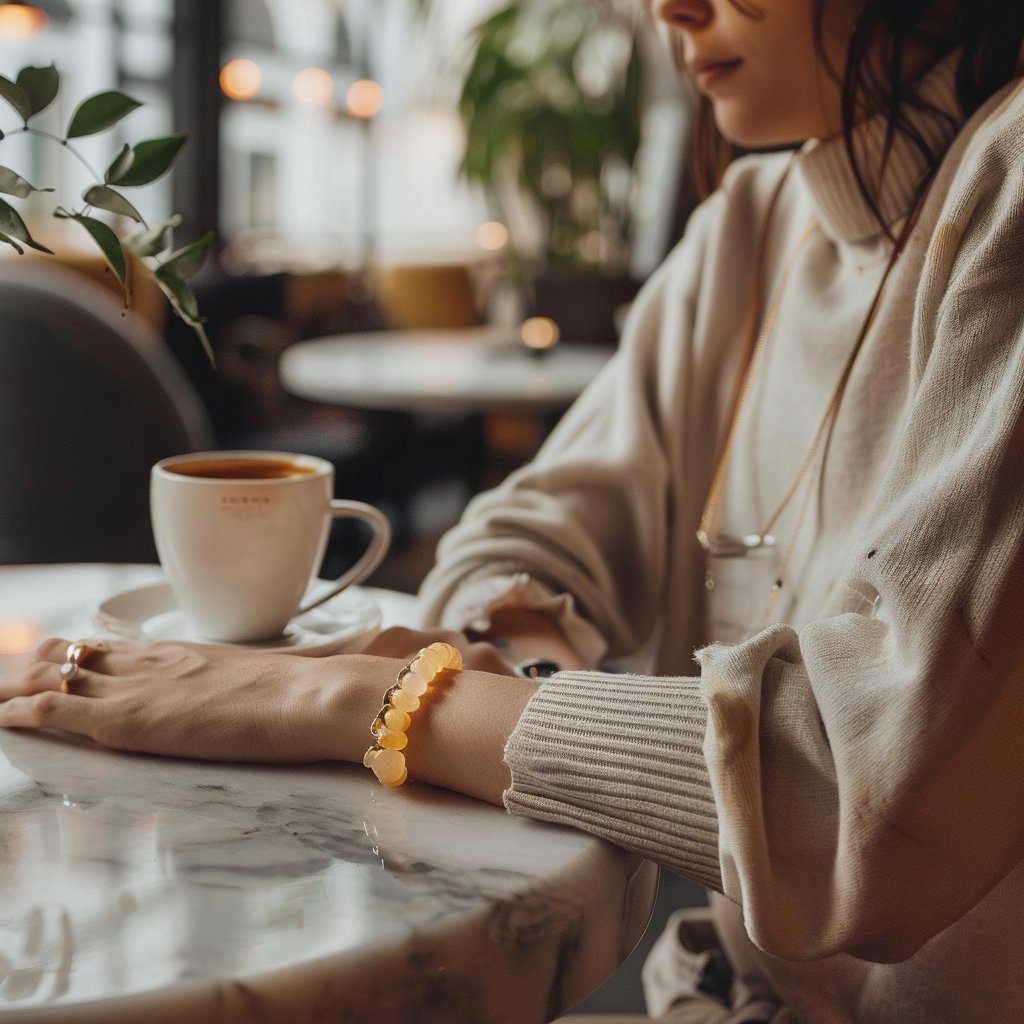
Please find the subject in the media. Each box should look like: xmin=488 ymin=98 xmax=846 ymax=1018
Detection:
xmin=456 ymin=0 xmax=646 ymax=344
xmin=0 ymin=63 xmax=212 ymax=357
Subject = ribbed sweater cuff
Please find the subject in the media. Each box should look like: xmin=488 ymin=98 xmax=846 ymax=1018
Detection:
xmin=503 ymin=671 xmax=722 ymax=891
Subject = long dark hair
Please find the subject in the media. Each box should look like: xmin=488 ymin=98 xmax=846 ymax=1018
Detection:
xmin=688 ymin=0 xmax=1024 ymax=212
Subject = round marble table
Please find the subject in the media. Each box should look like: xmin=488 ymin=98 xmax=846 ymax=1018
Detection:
xmin=0 ymin=565 xmax=657 ymax=1023
xmin=279 ymin=327 xmax=615 ymax=416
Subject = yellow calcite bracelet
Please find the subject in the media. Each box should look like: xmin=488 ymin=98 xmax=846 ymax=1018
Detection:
xmin=363 ymin=642 xmax=463 ymax=787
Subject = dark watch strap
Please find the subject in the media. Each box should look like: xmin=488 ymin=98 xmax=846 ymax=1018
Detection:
xmin=513 ymin=658 xmax=562 ymax=680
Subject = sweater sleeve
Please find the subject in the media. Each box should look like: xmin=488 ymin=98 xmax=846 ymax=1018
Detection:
xmin=416 ymin=197 xmax=719 ymax=661
xmin=506 ymin=92 xmax=1024 ymax=965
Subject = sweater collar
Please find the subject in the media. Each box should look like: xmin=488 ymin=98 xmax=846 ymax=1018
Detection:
xmin=797 ymin=53 xmax=964 ymax=245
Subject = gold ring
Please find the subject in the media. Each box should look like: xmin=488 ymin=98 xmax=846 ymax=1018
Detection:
xmin=58 ymin=641 xmax=107 ymax=694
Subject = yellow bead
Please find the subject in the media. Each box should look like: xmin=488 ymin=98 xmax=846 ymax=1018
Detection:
xmin=371 ymin=748 xmax=406 ymax=785
xmin=378 ymin=729 xmax=408 ymax=751
xmin=380 ymin=766 xmax=408 ymax=788
xmin=429 ymin=641 xmax=463 ymax=670
xmin=391 ymin=688 xmax=420 ymax=713
xmin=412 ymin=648 xmax=444 ymax=678
xmin=384 ymin=707 xmax=411 ymax=732
xmin=400 ymin=670 xmax=429 ymax=697
xmin=362 ymin=747 xmax=380 ymax=769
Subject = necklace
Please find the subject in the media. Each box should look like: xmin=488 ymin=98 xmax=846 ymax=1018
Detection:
xmin=697 ymin=161 xmax=933 ymax=629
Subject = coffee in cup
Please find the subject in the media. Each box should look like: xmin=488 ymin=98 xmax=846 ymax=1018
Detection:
xmin=151 ymin=451 xmax=391 ymax=643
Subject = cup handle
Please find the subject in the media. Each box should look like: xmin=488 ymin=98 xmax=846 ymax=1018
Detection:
xmin=298 ymin=501 xmax=392 ymax=615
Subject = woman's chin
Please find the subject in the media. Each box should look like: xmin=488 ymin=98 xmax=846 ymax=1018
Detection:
xmin=716 ymin=104 xmax=845 ymax=150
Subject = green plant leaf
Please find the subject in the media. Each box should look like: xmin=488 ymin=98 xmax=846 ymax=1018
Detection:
xmin=0 ymin=75 xmax=32 ymax=123
xmin=154 ymin=267 xmax=198 ymax=319
xmin=106 ymin=132 xmax=188 ymax=186
xmin=104 ymin=143 xmax=133 ymax=184
xmin=65 ymin=90 xmax=142 ymax=139
xmin=0 ymin=197 xmax=53 ymax=253
xmin=82 ymin=184 xmax=146 ymax=224
xmin=16 ymin=64 xmax=59 ymax=117
xmin=60 ymin=211 xmax=128 ymax=294
xmin=123 ymin=214 xmax=180 ymax=258
xmin=154 ymin=270 xmax=214 ymax=363
xmin=0 ymin=165 xmax=53 ymax=199
xmin=158 ymin=231 xmax=212 ymax=281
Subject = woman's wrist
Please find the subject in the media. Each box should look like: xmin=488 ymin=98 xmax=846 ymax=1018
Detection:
xmin=316 ymin=653 xmax=402 ymax=764
xmin=319 ymin=650 xmax=533 ymax=805
xmin=475 ymin=606 xmax=591 ymax=671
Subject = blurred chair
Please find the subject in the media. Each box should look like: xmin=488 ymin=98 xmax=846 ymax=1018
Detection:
xmin=0 ymin=260 xmax=213 ymax=564
xmin=373 ymin=263 xmax=481 ymax=329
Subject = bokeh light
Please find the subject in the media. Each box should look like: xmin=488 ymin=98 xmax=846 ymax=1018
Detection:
xmin=476 ymin=221 xmax=510 ymax=252
xmin=0 ymin=3 xmax=48 ymax=44
xmin=346 ymin=79 xmax=385 ymax=120
xmin=0 ymin=617 xmax=41 ymax=656
xmin=219 ymin=59 xmax=262 ymax=101
xmin=520 ymin=317 xmax=561 ymax=351
xmin=293 ymin=67 xmax=336 ymax=107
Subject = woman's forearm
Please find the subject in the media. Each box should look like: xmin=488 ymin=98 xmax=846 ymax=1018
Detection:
xmin=324 ymin=653 xmax=535 ymax=805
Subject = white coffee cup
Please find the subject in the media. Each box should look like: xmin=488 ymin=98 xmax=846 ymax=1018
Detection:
xmin=150 ymin=451 xmax=391 ymax=643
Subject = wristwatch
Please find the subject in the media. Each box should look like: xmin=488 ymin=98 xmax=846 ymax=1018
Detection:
xmin=512 ymin=658 xmax=562 ymax=680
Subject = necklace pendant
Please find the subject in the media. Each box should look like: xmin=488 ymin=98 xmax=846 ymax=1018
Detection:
xmin=742 ymin=533 xmax=776 ymax=550
xmin=697 ymin=531 xmax=750 ymax=558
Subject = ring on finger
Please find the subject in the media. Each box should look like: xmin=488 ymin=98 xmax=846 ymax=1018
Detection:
xmin=59 ymin=640 xmax=108 ymax=694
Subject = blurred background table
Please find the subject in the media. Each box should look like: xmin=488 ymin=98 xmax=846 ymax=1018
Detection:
xmin=278 ymin=327 xmax=614 ymax=417
xmin=0 ymin=564 xmax=656 ymax=1024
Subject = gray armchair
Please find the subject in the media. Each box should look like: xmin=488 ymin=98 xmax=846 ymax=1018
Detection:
xmin=0 ymin=260 xmax=213 ymax=564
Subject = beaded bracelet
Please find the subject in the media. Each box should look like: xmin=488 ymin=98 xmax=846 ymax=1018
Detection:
xmin=363 ymin=641 xmax=463 ymax=787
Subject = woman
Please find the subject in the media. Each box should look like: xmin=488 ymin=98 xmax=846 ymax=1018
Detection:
xmin=3 ymin=1 xmax=1024 ymax=1020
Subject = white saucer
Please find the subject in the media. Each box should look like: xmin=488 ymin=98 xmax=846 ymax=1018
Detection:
xmin=94 ymin=583 xmax=381 ymax=654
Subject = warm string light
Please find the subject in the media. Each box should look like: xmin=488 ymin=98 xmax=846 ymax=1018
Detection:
xmin=0 ymin=2 xmax=48 ymax=44
xmin=346 ymin=79 xmax=384 ymax=120
xmin=476 ymin=221 xmax=509 ymax=252
xmin=520 ymin=316 xmax=560 ymax=352
xmin=220 ymin=59 xmax=262 ymax=101
xmin=293 ymin=67 xmax=335 ymax=107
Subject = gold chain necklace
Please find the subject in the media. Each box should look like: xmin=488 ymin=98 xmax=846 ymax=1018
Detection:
xmin=697 ymin=161 xmax=932 ymax=623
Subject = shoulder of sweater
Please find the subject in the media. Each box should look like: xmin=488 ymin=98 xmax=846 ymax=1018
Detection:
xmin=719 ymin=148 xmax=798 ymax=199
xmin=657 ymin=149 xmax=797 ymax=276
xmin=935 ymin=75 xmax=1024 ymax=206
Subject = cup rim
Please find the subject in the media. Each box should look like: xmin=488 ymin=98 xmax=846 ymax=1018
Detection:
xmin=152 ymin=450 xmax=334 ymax=484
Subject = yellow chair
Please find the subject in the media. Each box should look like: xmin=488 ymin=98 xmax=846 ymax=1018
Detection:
xmin=373 ymin=262 xmax=480 ymax=329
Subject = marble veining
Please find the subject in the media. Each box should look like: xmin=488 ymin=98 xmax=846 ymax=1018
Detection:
xmin=0 ymin=564 xmax=656 ymax=1022
xmin=0 ymin=728 xmax=655 ymax=1023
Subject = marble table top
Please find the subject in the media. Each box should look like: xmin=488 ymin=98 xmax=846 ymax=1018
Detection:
xmin=279 ymin=327 xmax=615 ymax=416
xmin=0 ymin=565 xmax=656 ymax=1023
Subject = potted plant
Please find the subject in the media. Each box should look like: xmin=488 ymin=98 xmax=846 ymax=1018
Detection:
xmin=0 ymin=63 xmax=212 ymax=357
xmin=456 ymin=0 xmax=646 ymax=344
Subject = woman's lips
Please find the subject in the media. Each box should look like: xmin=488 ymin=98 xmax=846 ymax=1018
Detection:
xmin=692 ymin=58 xmax=743 ymax=91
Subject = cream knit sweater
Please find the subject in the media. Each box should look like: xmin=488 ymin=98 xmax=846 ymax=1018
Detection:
xmin=418 ymin=60 xmax=1024 ymax=1023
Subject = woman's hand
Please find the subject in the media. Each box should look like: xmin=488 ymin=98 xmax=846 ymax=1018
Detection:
xmin=0 ymin=627 xmax=537 ymax=804
xmin=362 ymin=626 xmax=517 ymax=676
xmin=0 ymin=637 xmax=392 ymax=764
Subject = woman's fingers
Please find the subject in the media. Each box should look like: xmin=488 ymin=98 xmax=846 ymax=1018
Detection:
xmin=0 ymin=691 xmax=105 ymax=741
xmin=0 ymin=636 xmax=153 ymax=703
xmin=33 ymin=636 xmax=72 ymax=663
xmin=0 ymin=656 xmax=67 ymax=700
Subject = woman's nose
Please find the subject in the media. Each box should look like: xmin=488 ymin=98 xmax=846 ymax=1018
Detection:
xmin=655 ymin=0 xmax=713 ymax=31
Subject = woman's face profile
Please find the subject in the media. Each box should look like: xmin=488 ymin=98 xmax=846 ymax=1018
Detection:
xmin=652 ymin=0 xmax=857 ymax=146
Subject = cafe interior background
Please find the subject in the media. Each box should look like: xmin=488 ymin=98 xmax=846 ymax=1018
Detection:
xmin=0 ymin=0 xmax=710 ymax=1013
xmin=0 ymin=0 xmax=700 ymax=593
